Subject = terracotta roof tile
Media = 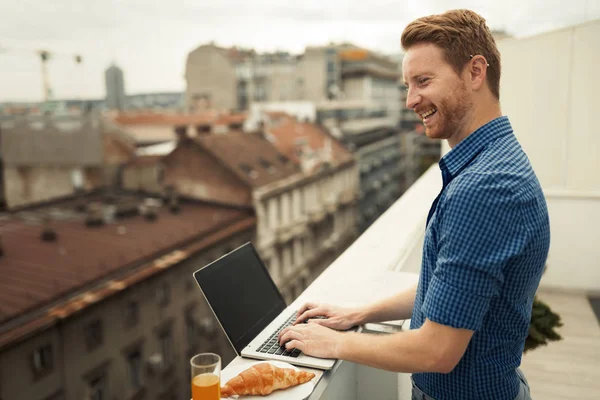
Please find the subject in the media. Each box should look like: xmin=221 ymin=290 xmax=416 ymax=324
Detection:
xmin=266 ymin=118 xmax=353 ymax=166
xmin=109 ymin=112 xmax=248 ymax=145
xmin=195 ymin=132 xmax=300 ymax=188
xmin=0 ymin=192 xmax=253 ymax=330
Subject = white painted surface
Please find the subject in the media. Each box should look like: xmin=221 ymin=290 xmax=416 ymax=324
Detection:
xmin=498 ymin=19 xmax=600 ymax=292
xmin=542 ymin=194 xmax=600 ymax=291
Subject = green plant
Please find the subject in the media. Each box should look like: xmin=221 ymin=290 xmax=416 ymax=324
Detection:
xmin=524 ymin=296 xmax=563 ymax=353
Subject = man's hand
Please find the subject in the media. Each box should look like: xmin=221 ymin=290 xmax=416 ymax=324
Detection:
xmin=294 ymin=302 xmax=362 ymax=331
xmin=278 ymin=323 xmax=344 ymax=359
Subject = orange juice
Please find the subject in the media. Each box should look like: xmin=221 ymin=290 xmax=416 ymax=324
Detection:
xmin=192 ymin=373 xmax=220 ymax=400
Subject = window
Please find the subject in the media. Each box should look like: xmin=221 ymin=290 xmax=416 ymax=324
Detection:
xmin=326 ymin=60 xmax=335 ymax=73
xmin=32 ymin=344 xmax=53 ymax=377
xmin=258 ymin=157 xmax=276 ymax=174
xmin=159 ymin=329 xmax=174 ymax=368
xmin=156 ymin=284 xmax=170 ymax=307
xmin=123 ymin=301 xmax=139 ymax=328
xmin=88 ymin=375 xmax=107 ymax=400
xmin=84 ymin=320 xmax=103 ymax=351
xmin=239 ymin=163 xmax=258 ymax=179
xmin=127 ymin=349 xmax=144 ymax=390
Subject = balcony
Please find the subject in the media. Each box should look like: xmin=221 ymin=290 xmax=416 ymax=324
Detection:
xmin=221 ymin=21 xmax=600 ymax=399
xmin=223 ymin=161 xmax=600 ymax=399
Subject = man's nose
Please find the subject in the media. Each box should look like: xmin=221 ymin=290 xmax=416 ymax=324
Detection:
xmin=406 ymin=88 xmax=421 ymax=111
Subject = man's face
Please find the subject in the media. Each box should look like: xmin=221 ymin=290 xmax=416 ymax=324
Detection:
xmin=402 ymin=43 xmax=472 ymax=141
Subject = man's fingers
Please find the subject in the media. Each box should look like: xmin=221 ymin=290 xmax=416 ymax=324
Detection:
xmin=308 ymin=318 xmax=332 ymax=328
xmin=278 ymin=327 xmax=290 ymax=341
xmin=295 ymin=308 xmax=325 ymax=325
xmin=279 ymin=327 xmax=302 ymax=346
xmin=285 ymin=339 xmax=304 ymax=352
xmin=296 ymin=302 xmax=317 ymax=318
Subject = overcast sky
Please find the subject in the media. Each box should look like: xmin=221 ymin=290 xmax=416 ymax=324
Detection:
xmin=1 ymin=0 xmax=598 ymax=102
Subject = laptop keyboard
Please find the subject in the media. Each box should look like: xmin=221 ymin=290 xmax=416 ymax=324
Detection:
xmin=256 ymin=313 xmax=301 ymax=358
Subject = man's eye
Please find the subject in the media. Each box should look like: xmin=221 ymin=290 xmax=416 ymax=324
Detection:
xmin=418 ymin=77 xmax=430 ymax=85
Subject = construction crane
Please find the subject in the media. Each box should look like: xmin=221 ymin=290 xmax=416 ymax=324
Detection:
xmin=0 ymin=44 xmax=83 ymax=102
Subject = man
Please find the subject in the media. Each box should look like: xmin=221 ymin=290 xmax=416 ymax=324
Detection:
xmin=279 ymin=9 xmax=550 ymax=400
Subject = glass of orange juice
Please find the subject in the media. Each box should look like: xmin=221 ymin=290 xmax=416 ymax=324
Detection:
xmin=191 ymin=353 xmax=221 ymax=400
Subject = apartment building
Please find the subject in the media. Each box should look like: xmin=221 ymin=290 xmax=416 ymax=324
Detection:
xmin=185 ymin=42 xmax=402 ymax=120
xmin=259 ymin=113 xmax=360 ymax=286
xmin=122 ymin=114 xmax=358 ymax=302
xmin=0 ymin=115 xmax=136 ymax=211
xmin=296 ymin=45 xmax=402 ymax=122
xmin=0 ymin=190 xmax=256 ymax=400
xmin=185 ymin=44 xmax=301 ymax=112
xmin=185 ymin=44 xmax=238 ymax=112
xmin=314 ymin=101 xmax=402 ymax=232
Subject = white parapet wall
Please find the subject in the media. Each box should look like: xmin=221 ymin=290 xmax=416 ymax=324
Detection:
xmin=497 ymin=19 xmax=600 ymax=293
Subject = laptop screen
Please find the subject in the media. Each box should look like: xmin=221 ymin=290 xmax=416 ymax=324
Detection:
xmin=193 ymin=242 xmax=287 ymax=354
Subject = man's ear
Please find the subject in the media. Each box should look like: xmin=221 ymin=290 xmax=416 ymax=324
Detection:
xmin=468 ymin=55 xmax=488 ymax=91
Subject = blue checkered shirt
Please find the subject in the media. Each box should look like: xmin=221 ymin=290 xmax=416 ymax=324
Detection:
xmin=410 ymin=116 xmax=550 ymax=400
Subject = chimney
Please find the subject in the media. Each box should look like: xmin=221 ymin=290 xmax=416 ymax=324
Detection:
xmin=75 ymin=198 xmax=86 ymax=212
xmin=195 ymin=124 xmax=211 ymax=135
xmin=168 ymin=192 xmax=180 ymax=214
xmin=140 ymin=198 xmax=161 ymax=222
xmin=174 ymin=125 xmax=188 ymax=142
xmin=41 ymin=217 xmax=58 ymax=242
xmin=85 ymin=202 xmax=105 ymax=227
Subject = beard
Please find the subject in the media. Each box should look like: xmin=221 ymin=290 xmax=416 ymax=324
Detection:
xmin=424 ymin=81 xmax=472 ymax=140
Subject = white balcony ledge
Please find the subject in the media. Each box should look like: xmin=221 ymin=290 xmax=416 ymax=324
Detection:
xmin=222 ymin=157 xmax=600 ymax=398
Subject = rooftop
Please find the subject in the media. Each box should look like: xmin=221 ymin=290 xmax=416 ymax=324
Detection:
xmin=192 ymin=131 xmax=300 ymax=188
xmin=0 ymin=190 xmax=254 ymax=342
xmin=266 ymin=115 xmax=354 ymax=168
xmin=111 ymin=111 xmax=246 ymax=127
xmin=107 ymin=111 xmax=247 ymax=145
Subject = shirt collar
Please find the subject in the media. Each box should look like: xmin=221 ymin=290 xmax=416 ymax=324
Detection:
xmin=438 ymin=116 xmax=513 ymax=184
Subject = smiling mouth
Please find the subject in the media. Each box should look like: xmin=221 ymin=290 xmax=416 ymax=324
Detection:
xmin=419 ymin=108 xmax=438 ymax=120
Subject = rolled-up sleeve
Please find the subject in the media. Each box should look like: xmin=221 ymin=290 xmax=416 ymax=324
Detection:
xmin=422 ymin=173 xmax=529 ymax=331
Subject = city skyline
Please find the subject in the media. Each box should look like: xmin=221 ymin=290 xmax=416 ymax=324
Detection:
xmin=1 ymin=0 xmax=598 ymax=102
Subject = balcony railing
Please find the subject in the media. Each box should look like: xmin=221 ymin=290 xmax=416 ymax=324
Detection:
xmin=224 ymin=141 xmax=600 ymax=399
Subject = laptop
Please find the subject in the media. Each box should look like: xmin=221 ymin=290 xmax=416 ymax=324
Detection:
xmin=193 ymin=242 xmax=337 ymax=370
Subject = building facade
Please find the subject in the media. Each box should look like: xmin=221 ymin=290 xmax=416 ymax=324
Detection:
xmin=185 ymin=44 xmax=238 ymax=112
xmin=185 ymin=42 xmax=401 ymax=119
xmin=258 ymin=114 xmax=360 ymax=292
xmin=315 ymin=101 xmax=403 ymax=232
xmin=0 ymin=115 xmax=135 ymax=211
xmin=122 ymin=121 xmax=359 ymax=303
xmin=0 ymin=191 xmax=256 ymax=400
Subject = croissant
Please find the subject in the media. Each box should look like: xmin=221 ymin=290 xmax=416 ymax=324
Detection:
xmin=220 ymin=362 xmax=315 ymax=397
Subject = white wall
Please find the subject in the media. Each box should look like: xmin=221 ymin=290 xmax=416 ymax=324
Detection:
xmin=497 ymin=20 xmax=600 ymax=292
